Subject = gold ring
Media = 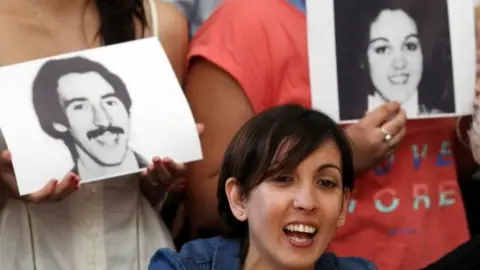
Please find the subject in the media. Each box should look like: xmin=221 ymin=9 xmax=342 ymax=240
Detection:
xmin=380 ymin=127 xmax=392 ymax=142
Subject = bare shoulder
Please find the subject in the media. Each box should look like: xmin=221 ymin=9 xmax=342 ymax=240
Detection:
xmin=153 ymin=1 xmax=188 ymax=45
xmin=148 ymin=0 xmax=189 ymax=81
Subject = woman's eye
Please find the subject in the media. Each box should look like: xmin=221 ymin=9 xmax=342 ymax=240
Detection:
xmin=405 ymin=42 xmax=418 ymax=51
xmin=318 ymin=179 xmax=337 ymax=188
xmin=273 ymin=175 xmax=293 ymax=183
xmin=374 ymin=46 xmax=388 ymax=54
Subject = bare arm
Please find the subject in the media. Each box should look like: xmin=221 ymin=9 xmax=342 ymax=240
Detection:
xmin=155 ymin=1 xmax=189 ymax=83
xmin=184 ymin=58 xmax=255 ymax=231
xmin=139 ymin=1 xmax=189 ymax=206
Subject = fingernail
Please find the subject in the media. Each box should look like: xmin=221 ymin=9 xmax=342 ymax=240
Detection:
xmin=163 ymin=157 xmax=172 ymax=163
xmin=71 ymin=177 xmax=80 ymax=185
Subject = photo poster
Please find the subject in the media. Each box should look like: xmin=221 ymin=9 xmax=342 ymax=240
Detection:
xmin=307 ymin=0 xmax=476 ymax=123
xmin=0 ymin=37 xmax=203 ymax=196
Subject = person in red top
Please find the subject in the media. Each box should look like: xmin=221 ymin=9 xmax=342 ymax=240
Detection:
xmin=182 ymin=0 xmax=471 ymax=269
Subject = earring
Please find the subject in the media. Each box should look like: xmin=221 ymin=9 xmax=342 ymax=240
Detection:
xmin=239 ymin=211 xmax=243 ymax=216
xmin=338 ymin=219 xmax=345 ymax=227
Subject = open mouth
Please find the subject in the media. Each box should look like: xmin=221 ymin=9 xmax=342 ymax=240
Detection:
xmin=283 ymin=223 xmax=317 ymax=247
xmin=388 ymin=73 xmax=409 ymax=85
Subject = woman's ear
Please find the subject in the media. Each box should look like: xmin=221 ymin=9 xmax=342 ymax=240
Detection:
xmin=337 ymin=188 xmax=351 ymax=228
xmin=225 ymin=177 xmax=247 ymax=221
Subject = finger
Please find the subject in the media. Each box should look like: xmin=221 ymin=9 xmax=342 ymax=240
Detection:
xmin=379 ymin=109 xmax=406 ymax=139
xmin=24 ymin=179 xmax=58 ymax=204
xmin=0 ymin=150 xmax=18 ymax=194
xmin=0 ymin=150 xmax=13 ymax=171
xmin=167 ymin=177 xmax=187 ymax=192
xmin=1 ymin=172 xmax=18 ymax=195
xmin=149 ymin=157 xmax=175 ymax=187
xmin=50 ymin=173 xmax=80 ymax=201
xmin=380 ymin=127 xmax=406 ymax=157
xmin=146 ymin=163 xmax=159 ymax=186
xmin=196 ymin=123 xmax=204 ymax=135
xmin=361 ymin=101 xmax=401 ymax=127
xmin=162 ymin=158 xmax=186 ymax=178
xmin=388 ymin=127 xmax=406 ymax=149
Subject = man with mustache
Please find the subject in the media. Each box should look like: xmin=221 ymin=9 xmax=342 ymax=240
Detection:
xmin=32 ymin=56 xmax=147 ymax=180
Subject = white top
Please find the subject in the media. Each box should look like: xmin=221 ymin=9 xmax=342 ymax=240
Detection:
xmin=0 ymin=1 xmax=176 ymax=269
xmin=368 ymin=91 xmax=419 ymax=118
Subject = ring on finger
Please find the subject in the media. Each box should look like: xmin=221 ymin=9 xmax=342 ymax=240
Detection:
xmin=380 ymin=126 xmax=396 ymax=151
xmin=380 ymin=126 xmax=393 ymax=142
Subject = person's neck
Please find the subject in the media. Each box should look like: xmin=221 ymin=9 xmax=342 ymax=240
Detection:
xmin=75 ymin=147 xmax=139 ymax=180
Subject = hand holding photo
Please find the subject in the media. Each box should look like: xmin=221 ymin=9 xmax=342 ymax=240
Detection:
xmin=0 ymin=37 xmax=202 ymax=195
xmin=307 ymin=0 xmax=476 ymax=122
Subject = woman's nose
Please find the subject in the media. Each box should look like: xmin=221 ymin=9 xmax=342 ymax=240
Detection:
xmin=392 ymin=54 xmax=407 ymax=70
xmin=292 ymin=186 xmax=318 ymax=212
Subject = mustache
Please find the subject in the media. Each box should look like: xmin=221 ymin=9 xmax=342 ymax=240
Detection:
xmin=87 ymin=126 xmax=124 ymax=140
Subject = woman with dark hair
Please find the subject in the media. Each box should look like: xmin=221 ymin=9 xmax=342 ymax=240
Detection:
xmin=0 ymin=0 xmax=193 ymax=269
xmin=336 ymin=0 xmax=454 ymax=120
xmin=180 ymin=0 xmax=471 ymax=269
xmin=149 ymin=104 xmax=376 ymax=269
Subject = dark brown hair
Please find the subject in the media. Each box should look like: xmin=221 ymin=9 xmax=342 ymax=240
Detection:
xmin=32 ymin=56 xmax=132 ymax=139
xmin=95 ymin=0 xmax=148 ymax=45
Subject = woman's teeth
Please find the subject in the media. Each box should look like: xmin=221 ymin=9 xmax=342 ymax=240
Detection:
xmin=284 ymin=224 xmax=317 ymax=234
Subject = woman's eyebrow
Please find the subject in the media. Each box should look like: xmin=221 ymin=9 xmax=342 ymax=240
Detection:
xmin=316 ymin=163 xmax=341 ymax=173
xmin=404 ymin=33 xmax=419 ymax=41
xmin=369 ymin=37 xmax=388 ymax=45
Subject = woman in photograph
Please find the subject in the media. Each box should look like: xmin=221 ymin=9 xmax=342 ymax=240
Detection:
xmin=336 ymin=0 xmax=455 ymax=120
xmin=149 ymin=104 xmax=376 ymax=270
xmin=0 ymin=0 xmax=192 ymax=269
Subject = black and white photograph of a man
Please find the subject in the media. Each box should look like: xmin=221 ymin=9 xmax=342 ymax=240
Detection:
xmin=0 ymin=38 xmax=203 ymax=195
xmin=307 ymin=0 xmax=475 ymax=122
xmin=32 ymin=56 xmax=147 ymax=180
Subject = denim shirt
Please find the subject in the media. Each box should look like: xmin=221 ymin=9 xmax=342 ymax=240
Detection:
xmin=149 ymin=236 xmax=377 ymax=270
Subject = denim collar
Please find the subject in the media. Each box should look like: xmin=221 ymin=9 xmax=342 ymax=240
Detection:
xmin=210 ymin=237 xmax=339 ymax=269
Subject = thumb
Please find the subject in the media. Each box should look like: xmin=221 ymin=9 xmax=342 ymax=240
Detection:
xmin=362 ymin=101 xmax=401 ymax=127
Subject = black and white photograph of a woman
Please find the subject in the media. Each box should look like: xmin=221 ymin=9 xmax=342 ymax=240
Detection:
xmin=307 ymin=0 xmax=476 ymax=122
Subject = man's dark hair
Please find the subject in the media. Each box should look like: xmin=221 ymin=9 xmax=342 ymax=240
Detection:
xmin=32 ymin=56 xmax=132 ymax=139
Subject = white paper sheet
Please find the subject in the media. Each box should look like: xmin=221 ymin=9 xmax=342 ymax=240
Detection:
xmin=0 ymin=37 xmax=203 ymax=195
xmin=307 ymin=0 xmax=476 ymax=123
